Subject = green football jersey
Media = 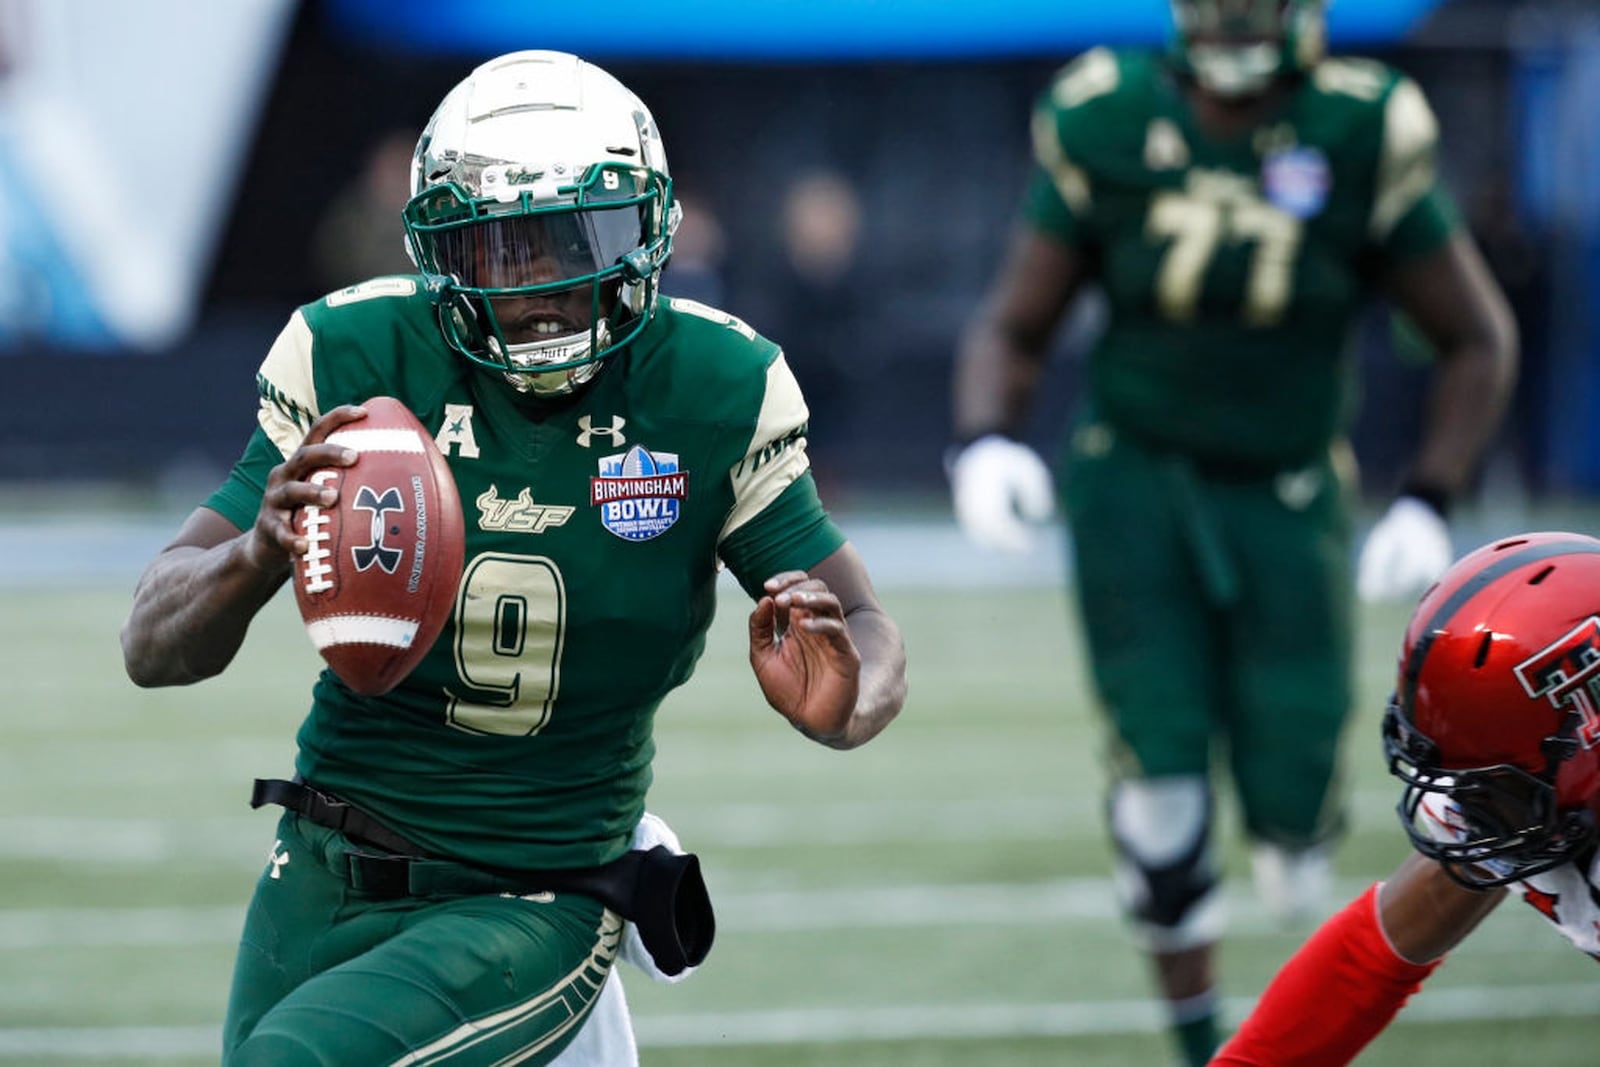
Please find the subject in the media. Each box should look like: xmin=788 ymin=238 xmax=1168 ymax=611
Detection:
xmin=1025 ymin=48 xmax=1461 ymax=470
xmin=205 ymin=280 xmax=845 ymax=870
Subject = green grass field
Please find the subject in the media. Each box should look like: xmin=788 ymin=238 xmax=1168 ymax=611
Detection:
xmin=3 ymin=523 xmax=1598 ymax=1065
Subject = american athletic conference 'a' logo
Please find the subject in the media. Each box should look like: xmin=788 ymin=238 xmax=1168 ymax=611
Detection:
xmin=1514 ymin=616 xmax=1600 ymax=748
xmin=591 ymin=445 xmax=688 ymax=542
xmin=351 ymin=485 xmax=404 ymax=573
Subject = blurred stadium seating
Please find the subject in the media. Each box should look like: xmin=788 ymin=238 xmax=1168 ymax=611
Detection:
xmin=2 ymin=0 xmax=1596 ymax=502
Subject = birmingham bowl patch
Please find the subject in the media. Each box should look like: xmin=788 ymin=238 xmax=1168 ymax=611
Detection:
xmin=1261 ymin=146 xmax=1331 ymax=220
xmin=592 ymin=444 xmax=689 ymax=542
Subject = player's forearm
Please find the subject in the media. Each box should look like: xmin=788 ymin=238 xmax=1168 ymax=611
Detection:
xmin=121 ymin=538 xmax=288 ymax=687
xmin=952 ymin=317 xmax=1049 ymax=442
xmin=1211 ymin=884 xmax=1441 ymax=1066
xmin=828 ymin=605 xmax=907 ymax=750
xmin=1406 ymin=334 xmax=1517 ymax=499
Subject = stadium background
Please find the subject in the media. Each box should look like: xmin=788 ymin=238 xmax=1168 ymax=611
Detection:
xmin=3 ymin=1 xmax=1599 ymax=1063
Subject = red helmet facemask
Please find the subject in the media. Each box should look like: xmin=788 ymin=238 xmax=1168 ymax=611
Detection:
xmin=1381 ymin=533 xmax=1600 ymax=888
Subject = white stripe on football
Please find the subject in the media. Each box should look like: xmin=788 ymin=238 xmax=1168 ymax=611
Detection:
xmin=304 ymin=614 xmax=420 ymax=651
xmin=326 ymin=427 xmax=426 ymax=453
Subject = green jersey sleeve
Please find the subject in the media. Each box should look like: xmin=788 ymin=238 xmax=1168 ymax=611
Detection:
xmin=202 ymin=428 xmax=281 ymax=531
xmin=1361 ymin=71 xmax=1459 ymax=262
xmin=710 ymin=343 xmax=846 ymax=597
xmin=719 ymin=473 xmax=845 ymax=600
xmin=1022 ymin=47 xmax=1129 ymax=246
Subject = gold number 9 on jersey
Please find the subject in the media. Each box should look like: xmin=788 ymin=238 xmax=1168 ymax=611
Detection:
xmin=1146 ymin=190 xmax=1303 ymax=327
xmin=445 ymin=552 xmax=567 ymax=736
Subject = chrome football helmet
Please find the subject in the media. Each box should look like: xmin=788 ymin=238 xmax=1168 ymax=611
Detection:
xmin=403 ymin=50 xmax=680 ymax=396
xmin=1382 ymin=533 xmax=1600 ymax=888
xmin=1169 ymin=0 xmax=1327 ymax=99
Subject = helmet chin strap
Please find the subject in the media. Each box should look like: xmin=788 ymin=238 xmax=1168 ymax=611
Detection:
xmin=495 ymin=321 xmax=612 ymax=397
xmin=507 ymin=360 xmax=604 ymax=397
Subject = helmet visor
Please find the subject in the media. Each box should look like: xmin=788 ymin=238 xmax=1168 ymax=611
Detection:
xmin=427 ymin=205 xmax=643 ymax=294
xmin=404 ymin=162 xmax=666 ymax=296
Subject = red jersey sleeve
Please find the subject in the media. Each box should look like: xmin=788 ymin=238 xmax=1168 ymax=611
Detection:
xmin=1210 ymin=883 xmax=1442 ymax=1066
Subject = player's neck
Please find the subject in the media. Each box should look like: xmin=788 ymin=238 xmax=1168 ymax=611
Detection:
xmin=1184 ymin=78 xmax=1296 ymax=142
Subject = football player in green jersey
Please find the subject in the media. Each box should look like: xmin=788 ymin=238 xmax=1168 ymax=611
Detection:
xmin=120 ymin=51 xmax=906 ymax=1067
xmin=948 ymin=3 xmax=1516 ymax=1064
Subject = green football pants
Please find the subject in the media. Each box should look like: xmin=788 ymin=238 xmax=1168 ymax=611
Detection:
xmin=1061 ymin=423 xmax=1354 ymax=845
xmin=223 ymin=813 xmax=618 ymax=1066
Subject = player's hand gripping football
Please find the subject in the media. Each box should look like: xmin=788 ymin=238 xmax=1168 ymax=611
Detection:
xmin=748 ymin=571 xmax=861 ymax=743
xmin=245 ymin=404 xmax=368 ymax=576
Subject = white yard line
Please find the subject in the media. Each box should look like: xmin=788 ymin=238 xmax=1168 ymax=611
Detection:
xmin=0 ymin=880 xmax=1574 ymax=949
xmin=638 ymin=983 xmax=1600 ymax=1045
xmin=0 ymin=983 xmax=1596 ymax=1059
xmin=0 ymin=786 xmax=1411 ymax=858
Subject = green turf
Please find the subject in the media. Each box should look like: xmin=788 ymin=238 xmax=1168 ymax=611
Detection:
xmin=2 ymin=564 xmax=1597 ymax=1065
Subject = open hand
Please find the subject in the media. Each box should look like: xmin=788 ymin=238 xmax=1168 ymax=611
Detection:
xmin=748 ymin=570 xmax=861 ymax=742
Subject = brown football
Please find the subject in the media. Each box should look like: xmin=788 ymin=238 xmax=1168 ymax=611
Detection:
xmin=291 ymin=397 xmax=465 ymax=696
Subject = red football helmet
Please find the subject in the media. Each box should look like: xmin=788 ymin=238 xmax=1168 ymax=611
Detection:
xmin=1382 ymin=532 xmax=1600 ymax=888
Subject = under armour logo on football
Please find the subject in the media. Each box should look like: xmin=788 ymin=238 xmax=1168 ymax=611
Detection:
xmin=577 ymin=415 xmax=626 ymax=448
xmin=351 ymin=485 xmax=404 ymax=573
xmin=269 ymin=840 xmax=290 ymax=879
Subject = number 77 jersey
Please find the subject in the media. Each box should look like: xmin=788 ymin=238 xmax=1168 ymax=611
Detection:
xmin=1024 ymin=47 xmax=1460 ymax=471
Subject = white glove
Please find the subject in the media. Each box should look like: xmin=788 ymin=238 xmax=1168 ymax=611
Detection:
xmin=949 ymin=435 xmax=1056 ymax=554
xmin=1356 ymin=495 xmax=1454 ymax=603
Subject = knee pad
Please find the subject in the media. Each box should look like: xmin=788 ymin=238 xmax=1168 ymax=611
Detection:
xmin=1107 ymin=777 xmax=1225 ymax=952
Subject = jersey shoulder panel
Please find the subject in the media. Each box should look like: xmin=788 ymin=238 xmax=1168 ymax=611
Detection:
xmin=629 ymin=299 xmax=815 ymax=547
xmin=1299 ymin=57 xmax=1427 ymax=156
xmin=1301 ymin=58 xmax=1449 ymax=242
xmin=1030 ymin=49 xmax=1166 ymax=223
xmin=629 ymin=297 xmax=785 ymax=421
xmin=1036 ymin=49 xmax=1163 ymax=163
xmin=254 ymin=275 xmax=458 ymax=456
xmin=1303 ymin=56 xmax=1415 ymax=118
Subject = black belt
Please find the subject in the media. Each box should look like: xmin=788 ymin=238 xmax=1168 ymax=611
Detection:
xmin=251 ymin=777 xmax=419 ymax=854
xmin=251 ymin=777 xmax=714 ymax=976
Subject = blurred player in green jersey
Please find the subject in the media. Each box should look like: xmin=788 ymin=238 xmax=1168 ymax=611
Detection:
xmin=948 ymin=3 xmax=1515 ymax=1063
xmin=121 ymin=51 xmax=906 ymax=1067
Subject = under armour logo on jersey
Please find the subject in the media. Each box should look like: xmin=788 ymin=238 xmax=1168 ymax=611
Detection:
xmin=577 ymin=415 xmax=626 ymax=448
xmin=268 ymin=840 xmax=290 ymax=879
xmin=351 ymin=486 xmax=404 ymax=573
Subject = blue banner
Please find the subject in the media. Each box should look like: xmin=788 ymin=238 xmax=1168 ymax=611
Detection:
xmin=326 ymin=0 xmax=1449 ymax=61
xmin=1513 ymin=22 xmax=1600 ymax=492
